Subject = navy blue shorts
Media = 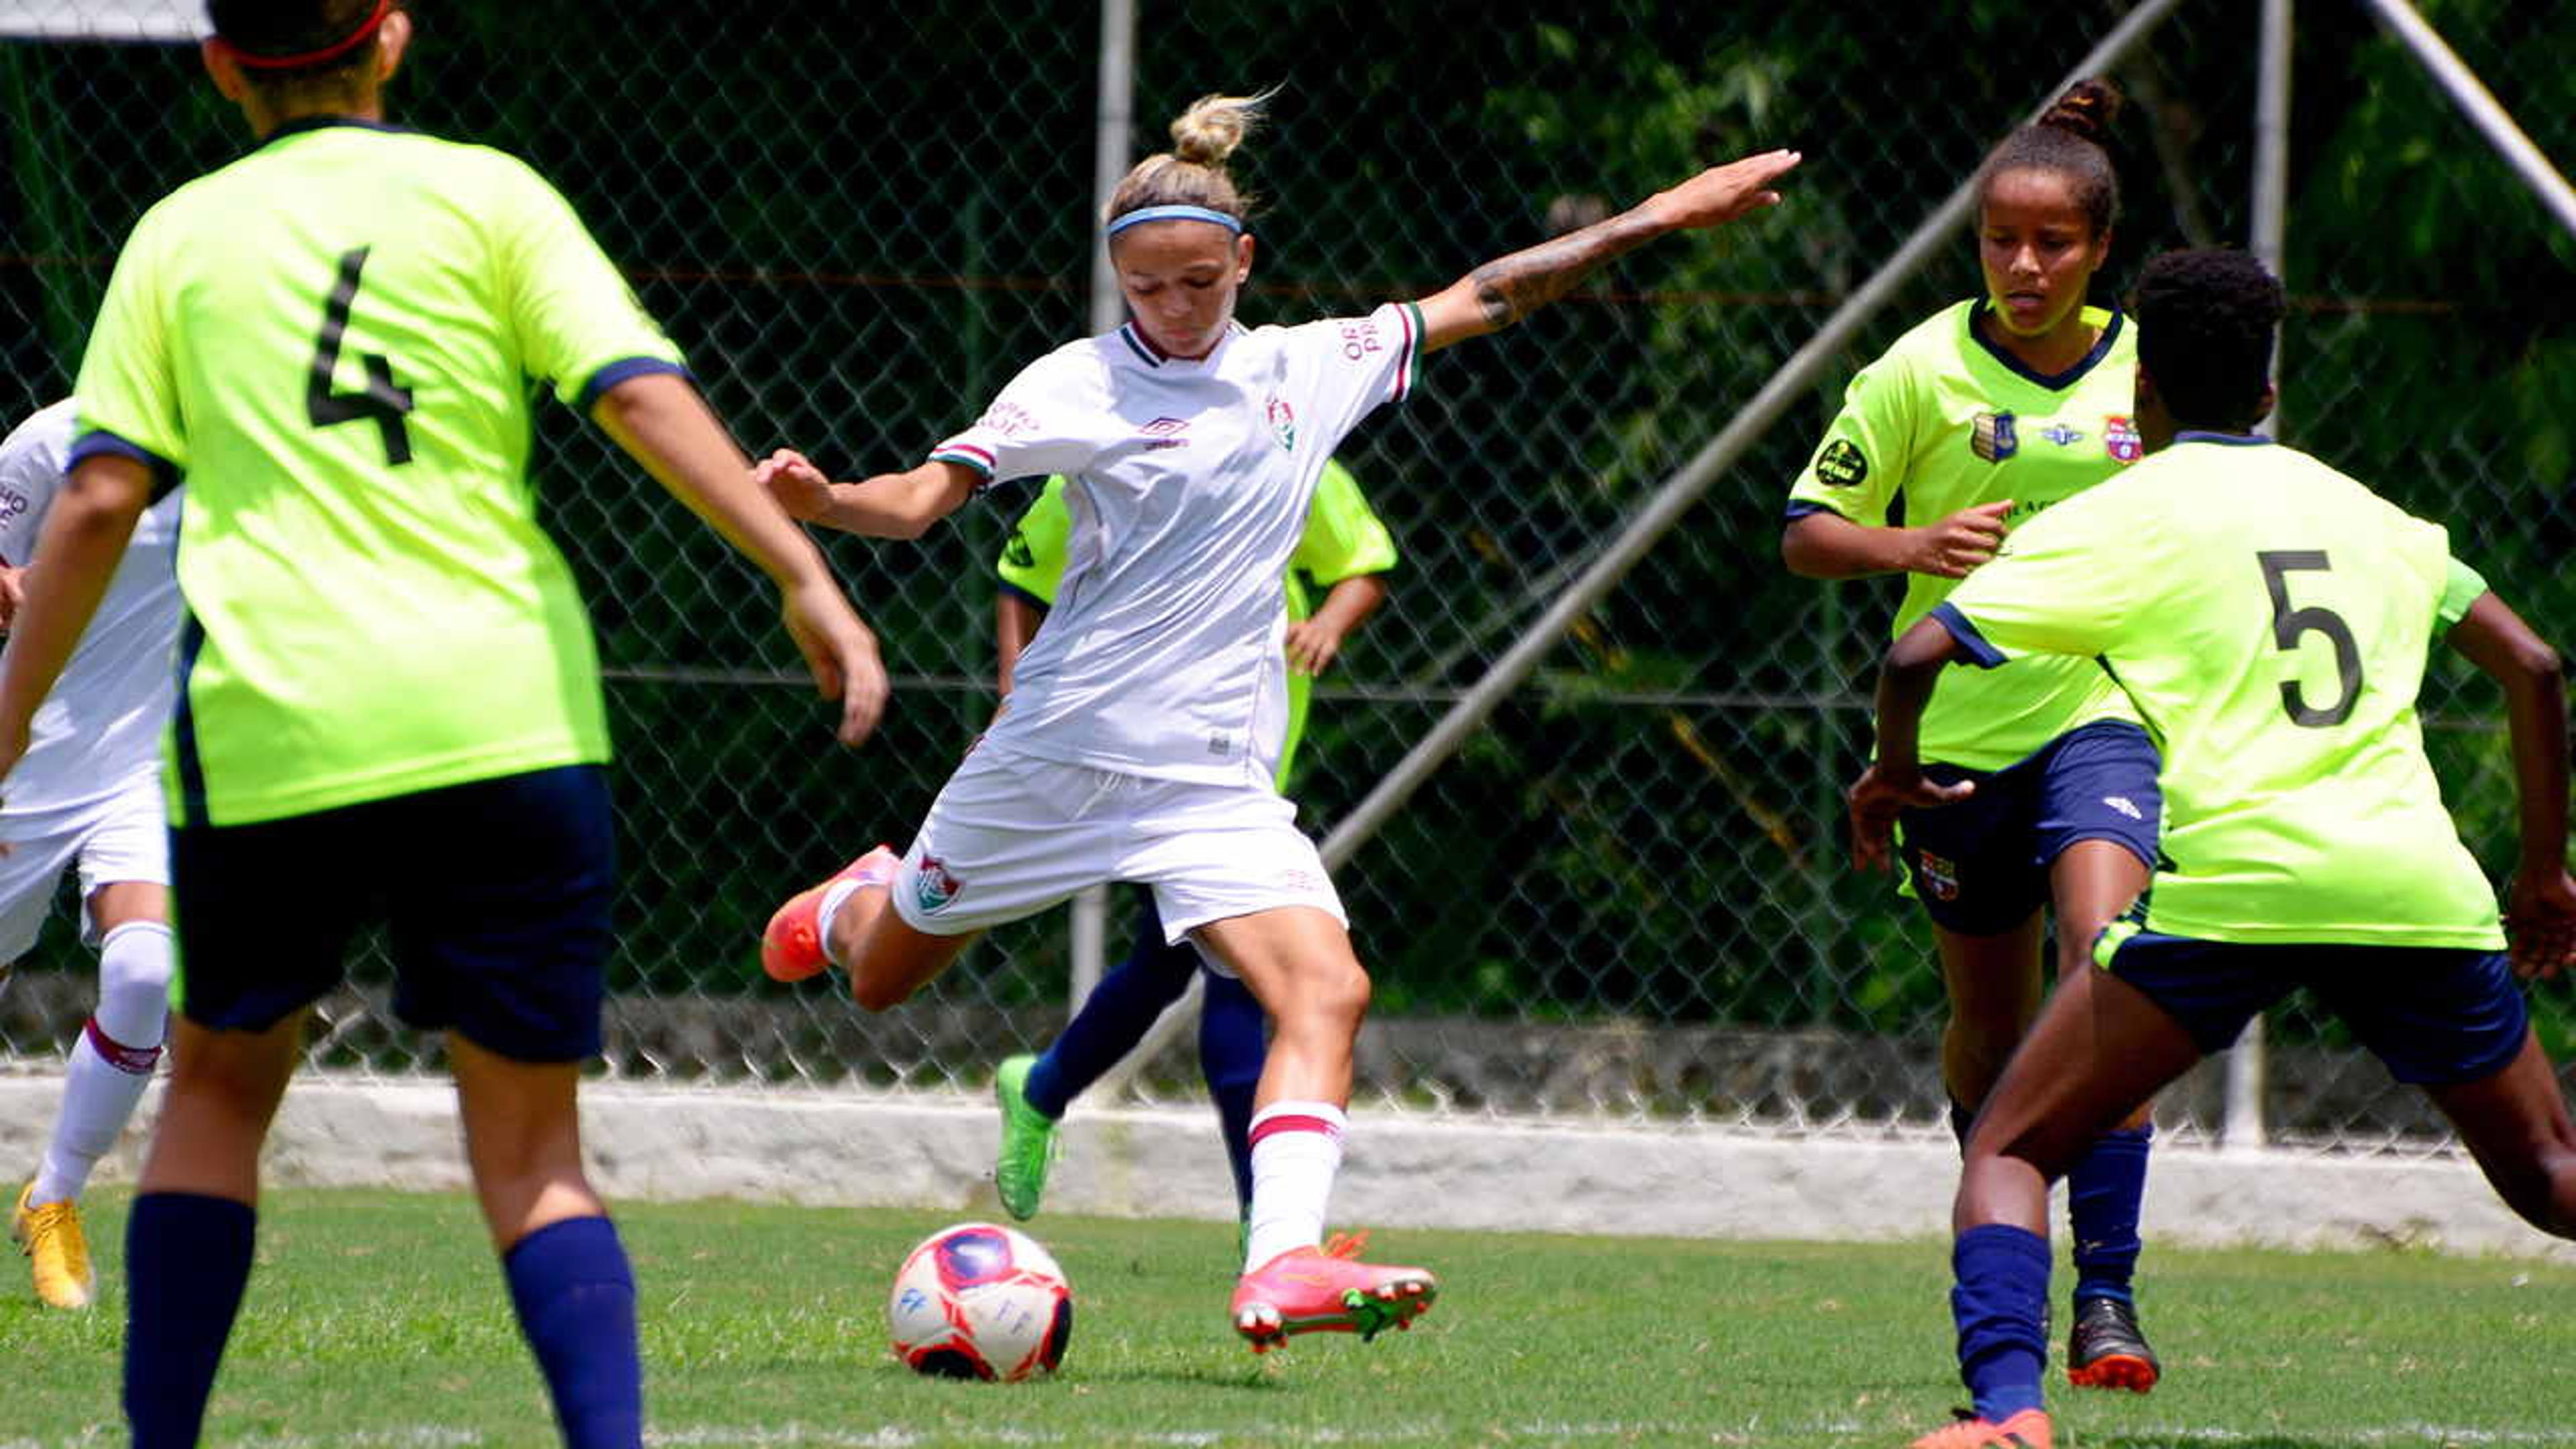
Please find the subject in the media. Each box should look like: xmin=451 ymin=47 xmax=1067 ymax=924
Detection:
xmin=1898 ymin=720 xmax=2162 ymax=936
xmin=2100 ymin=928 xmax=2529 ymax=1086
xmin=170 ymin=765 xmax=616 ymax=1063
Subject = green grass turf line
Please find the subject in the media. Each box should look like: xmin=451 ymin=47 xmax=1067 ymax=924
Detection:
xmin=4 ymin=1189 xmax=2574 ymax=1446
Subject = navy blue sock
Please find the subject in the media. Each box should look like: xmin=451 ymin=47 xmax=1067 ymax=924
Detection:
xmin=2068 ymin=1124 xmax=2152 ymax=1303
xmin=1026 ymin=900 xmax=1196 ymax=1120
xmin=503 ymin=1216 xmax=643 ymax=1449
xmin=125 ymin=1191 xmax=257 ymax=1449
xmin=1952 ymin=1223 xmax=2051 ymax=1421
xmin=1948 ymin=1097 xmax=1978 ymax=1157
xmin=1196 ymin=967 xmax=1267 ymax=1214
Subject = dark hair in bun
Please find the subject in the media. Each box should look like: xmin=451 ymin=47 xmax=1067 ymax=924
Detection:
xmin=1978 ymin=77 xmax=2125 ymax=237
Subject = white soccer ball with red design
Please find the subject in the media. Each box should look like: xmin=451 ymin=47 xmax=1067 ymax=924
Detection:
xmin=888 ymin=1222 xmax=1073 ymax=1381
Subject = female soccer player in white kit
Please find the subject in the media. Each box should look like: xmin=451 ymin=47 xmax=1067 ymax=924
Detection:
xmin=0 ymin=400 xmax=180 ymax=1311
xmin=759 ymin=92 xmax=1796 ymax=1350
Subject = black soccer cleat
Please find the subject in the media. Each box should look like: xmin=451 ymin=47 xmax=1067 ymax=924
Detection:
xmin=2065 ymin=1293 xmax=2159 ymax=1392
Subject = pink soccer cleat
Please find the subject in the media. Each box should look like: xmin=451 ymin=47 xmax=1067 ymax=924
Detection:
xmin=759 ymin=846 xmax=898 ymax=983
xmin=1229 ymin=1230 xmax=1436 ymax=1354
xmin=1909 ymin=1409 xmax=2052 ymax=1449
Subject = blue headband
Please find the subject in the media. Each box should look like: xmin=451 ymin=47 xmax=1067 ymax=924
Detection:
xmin=1106 ymin=204 xmax=1244 ymax=237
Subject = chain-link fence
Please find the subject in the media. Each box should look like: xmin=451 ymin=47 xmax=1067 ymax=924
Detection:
xmin=0 ymin=0 xmax=2568 ymax=1155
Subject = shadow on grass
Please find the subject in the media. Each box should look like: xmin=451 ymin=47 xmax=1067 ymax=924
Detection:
xmin=2090 ymin=1439 xmax=2410 ymax=1449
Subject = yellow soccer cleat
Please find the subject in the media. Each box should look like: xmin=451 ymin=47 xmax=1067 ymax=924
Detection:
xmin=11 ymin=1182 xmax=96 ymax=1311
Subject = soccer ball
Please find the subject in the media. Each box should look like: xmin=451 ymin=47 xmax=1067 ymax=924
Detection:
xmin=887 ymin=1222 xmax=1074 ymax=1381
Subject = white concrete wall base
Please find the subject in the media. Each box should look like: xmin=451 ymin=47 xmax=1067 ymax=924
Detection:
xmin=1 ymin=1076 xmax=2563 ymax=1258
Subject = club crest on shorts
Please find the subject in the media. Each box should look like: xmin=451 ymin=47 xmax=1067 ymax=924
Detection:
xmin=914 ymin=855 xmax=963 ymax=914
xmin=1970 ymin=411 xmax=2017 ymax=463
xmin=1266 ymin=395 xmax=1297 ymax=453
xmin=2104 ymin=415 xmax=2144 ymax=463
xmin=1915 ymin=849 xmax=1962 ymax=902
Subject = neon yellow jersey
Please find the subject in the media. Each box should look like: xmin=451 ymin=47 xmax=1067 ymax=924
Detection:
xmin=73 ymin=119 xmax=685 ymax=826
xmin=1790 ymin=299 xmax=2144 ymax=771
xmin=1934 ymin=433 xmax=2504 ymax=949
xmin=996 ymin=458 xmax=1395 ymax=790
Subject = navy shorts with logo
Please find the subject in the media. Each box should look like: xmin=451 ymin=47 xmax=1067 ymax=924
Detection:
xmin=2099 ymin=928 xmax=2528 ymax=1086
xmin=170 ymin=765 xmax=616 ymax=1063
xmin=1898 ymin=720 xmax=2161 ymax=936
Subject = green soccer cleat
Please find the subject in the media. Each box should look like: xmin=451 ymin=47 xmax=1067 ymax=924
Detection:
xmin=993 ymin=1054 xmax=1059 ymax=1222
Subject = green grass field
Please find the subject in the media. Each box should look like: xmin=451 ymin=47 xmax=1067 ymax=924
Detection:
xmin=7 ymin=1189 xmax=2574 ymax=1447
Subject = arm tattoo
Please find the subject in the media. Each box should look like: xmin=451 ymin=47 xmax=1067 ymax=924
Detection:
xmin=1467 ymin=206 xmax=1663 ymax=329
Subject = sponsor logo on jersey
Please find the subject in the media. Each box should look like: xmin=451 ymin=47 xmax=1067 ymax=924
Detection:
xmin=1815 ymin=437 xmax=1868 ymax=486
xmin=1915 ymin=849 xmax=1962 ymax=902
xmin=977 ymin=400 xmax=1042 ymax=438
xmin=2102 ymin=795 xmax=2143 ymax=821
xmin=1139 ymin=416 xmax=1191 ymax=451
xmin=1266 ymin=395 xmax=1296 ymax=453
xmin=2041 ymin=423 xmax=2087 ymax=448
xmin=0 ymin=487 xmax=25 ymax=521
xmin=2104 ymin=415 xmax=2144 ymax=464
xmin=914 ymin=856 xmax=963 ymax=914
xmin=1971 ymin=411 xmax=2017 ymax=463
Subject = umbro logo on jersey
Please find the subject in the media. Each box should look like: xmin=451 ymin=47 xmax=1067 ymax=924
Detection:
xmin=2041 ymin=423 xmax=2088 ymax=447
xmin=1138 ymin=416 xmax=1191 ymax=451
xmin=2102 ymin=796 xmax=2143 ymax=820
xmin=1971 ymin=412 xmax=2017 ymax=462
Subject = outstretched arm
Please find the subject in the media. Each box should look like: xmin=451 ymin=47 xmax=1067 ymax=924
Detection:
xmin=593 ymin=374 xmax=888 ymax=746
xmin=1413 ymin=149 xmax=1801 ymax=355
xmin=757 ymin=451 xmax=980 ymax=543
xmin=1846 ymin=615 xmax=1977 ymax=871
xmin=2449 ymin=591 xmax=2575 ymax=978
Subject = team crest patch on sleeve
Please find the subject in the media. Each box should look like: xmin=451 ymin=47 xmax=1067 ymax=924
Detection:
xmin=1265 ymin=396 xmax=1296 ymax=452
xmin=914 ymin=856 xmax=964 ymax=914
xmin=1815 ymin=438 xmax=1868 ymax=486
xmin=1971 ymin=411 xmax=2017 ymax=462
xmin=2104 ymin=415 xmax=2143 ymax=463
xmin=1914 ymin=849 xmax=1962 ymax=902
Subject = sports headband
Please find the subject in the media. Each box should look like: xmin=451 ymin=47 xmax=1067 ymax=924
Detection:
xmin=1105 ymin=205 xmax=1244 ymax=237
xmin=220 ymin=0 xmax=393 ymax=71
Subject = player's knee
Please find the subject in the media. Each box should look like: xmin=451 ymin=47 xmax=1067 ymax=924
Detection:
xmin=99 ymin=920 xmax=175 ymax=1004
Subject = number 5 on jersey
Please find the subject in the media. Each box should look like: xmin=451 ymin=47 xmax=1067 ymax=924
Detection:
xmin=309 ymin=246 xmax=416 ymax=466
xmin=2259 ymin=549 xmax=2363 ymax=727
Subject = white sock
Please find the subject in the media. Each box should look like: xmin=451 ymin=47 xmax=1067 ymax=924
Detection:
xmin=32 ymin=922 xmax=172 ymax=1205
xmin=1243 ymin=1100 xmax=1347 ymax=1273
xmin=814 ymin=880 xmax=865 ymax=969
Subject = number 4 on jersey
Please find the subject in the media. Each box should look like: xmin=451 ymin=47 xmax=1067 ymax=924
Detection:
xmin=308 ymin=246 xmax=415 ymax=466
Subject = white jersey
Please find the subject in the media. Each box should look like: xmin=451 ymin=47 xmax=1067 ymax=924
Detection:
xmin=930 ymin=303 xmax=1423 ymax=786
xmin=0 ymin=400 xmax=184 ymax=813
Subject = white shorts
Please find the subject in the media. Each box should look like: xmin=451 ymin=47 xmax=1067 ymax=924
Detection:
xmin=889 ymin=743 xmax=1344 ymax=956
xmin=0 ymin=772 xmax=168 ymax=960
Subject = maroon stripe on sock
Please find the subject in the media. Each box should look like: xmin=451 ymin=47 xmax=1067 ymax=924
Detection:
xmin=85 ymin=1016 xmax=162 ymax=1075
xmin=1248 ymin=1114 xmax=1338 ymax=1147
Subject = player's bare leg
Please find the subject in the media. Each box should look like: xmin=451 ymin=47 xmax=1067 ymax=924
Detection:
xmin=451 ymin=1030 xmax=642 ymax=1447
xmin=123 ymin=1010 xmax=305 ymax=1445
xmin=1933 ymin=914 xmax=2046 ymax=1126
xmin=833 ymin=883 xmax=979 ymax=1012
xmin=1934 ymin=965 xmax=2202 ymax=1445
xmin=138 ymin=1012 xmax=306 ymax=1203
xmin=2045 ymin=841 xmax=2159 ymax=1390
xmin=450 ymin=1034 xmax=604 ymax=1248
xmin=1195 ymin=906 xmax=1433 ymax=1351
xmin=2423 ymin=1030 xmax=2576 ymax=1238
